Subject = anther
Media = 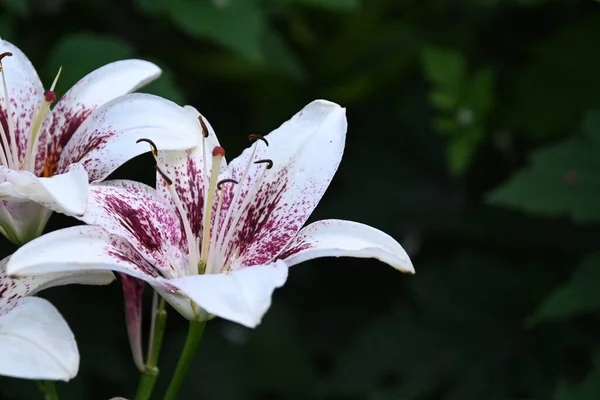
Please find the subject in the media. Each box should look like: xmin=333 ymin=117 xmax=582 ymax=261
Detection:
xmin=254 ymin=159 xmax=273 ymax=169
xmin=217 ymin=179 xmax=238 ymax=190
xmin=248 ymin=134 xmax=269 ymax=147
xmin=198 ymin=115 xmax=209 ymax=138
xmin=0 ymin=52 xmax=12 ymax=62
xmin=155 ymin=165 xmax=173 ymax=185
xmin=136 ymin=138 xmax=159 ymax=156
xmin=44 ymin=90 xmax=56 ymax=103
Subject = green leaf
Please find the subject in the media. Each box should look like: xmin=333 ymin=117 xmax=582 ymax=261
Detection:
xmin=422 ymin=46 xmax=466 ymax=88
xmin=287 ymin=0 xmax=360 ymax=10
xmin=47 ymin=33 xmax=135 ymax=95
xmin=167 ymin=0 xmax=266 ymax=63
xmin=488 ymin=111 xmax=600 ymax=222
xmin=501 ymin=16 xmax=600 ymax=139
xmin=464 ymin=68 xmax=494 ymax=115
xmin=531 ymin=252 xmax=600 ymax=324
xmin=448 ymin=126 xmax=482 ymax=175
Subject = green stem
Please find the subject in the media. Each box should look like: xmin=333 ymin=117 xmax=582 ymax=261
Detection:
xmin=36 ymin=381 xmax=59 ymax=400
xmin=163 ymin=320 xmax=207 ymax=400
xmin=134 ymin=368 xmax=159 ymax=400
xmin=134 ymin=297 xmax=168 ymax=400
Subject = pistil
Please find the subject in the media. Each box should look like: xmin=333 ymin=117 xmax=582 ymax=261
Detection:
xmin=199 ymin=146 xmax=225 ymax=273
xmin=25 ymin=67 xmax=61 ymax=171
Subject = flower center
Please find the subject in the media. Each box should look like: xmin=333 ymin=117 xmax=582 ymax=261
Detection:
xmin=0 ymin=52 xmax=60 ymax=172
xmin=138 ymin=118 xmax=273 ymax=277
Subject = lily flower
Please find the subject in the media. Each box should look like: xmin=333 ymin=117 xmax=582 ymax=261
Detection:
xmin=0 ymin=257 xmax=114 ymax=381
xmin=8 ymin=99 xmax=414 ymax=338
xmin=0 ymin=38 xmax=199 ymax=245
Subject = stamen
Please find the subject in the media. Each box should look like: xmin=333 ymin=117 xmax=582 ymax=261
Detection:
xmin=136 ymin=138 xmax=159 ymax=157
xmin=254 ymin=158 xmax=273 ymax=169
xmin=198 ymin=115 xmax=209 ymax=138
xmin=216 ymin=158 xmax=274 ymax=267
xmin=198 ymin=115 xmax=209 ymax=229
xmin=155 ymin=165 xmax=173 ymax=186
xmin=217 ymin=178 xmax=238 ymax=190
xmin=0 ymin=52 xmax=18 ymax=168
xmin=213 ymin=134 xmax=270 ymax=256
xmin=248 ymin=134 xmax=269 ymax=146
xmin=24 ymin=67 xmax=62 ymax=171
xmin=206 ymin=178 xmax=237 ymax=274
xmin=139 ymin=138 xmax=198 ymax=276
xmin=199 ymin=146 xmax=225 ymax=272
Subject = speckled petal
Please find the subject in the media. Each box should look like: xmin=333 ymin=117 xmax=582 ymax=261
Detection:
xmin=0 ymin=297 xmax=78 ymax=381
xmin=80 ymin=180 xmax=186 ymax=277
xmin=169 ymin=260 xmax=288 ymax=327
xmin=156 ymin=105 xmax=225 ymax=244
xmin=7 ymin=225 xmax=160 ymax=285
xmin=0 ymin=163 xmax=89 ymax=216
xmin=277 ymin=219 xmax=415 ymax=273
xmin=215 ymin=100 xmax=347 ymax=268
xmin=55 ymin=94 xmax=201 ymax=182
xmin=0 ymin=39 xmax=44 ymax=165
xmin=1 ymin=252 xmax=114 ymax=381
xmin=34 ymin=60 xmax=161 ymax=176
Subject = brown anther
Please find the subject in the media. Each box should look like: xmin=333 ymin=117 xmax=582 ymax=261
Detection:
xmin=198 ymin=115 xmax=209 ymax=138
xmin=254 ymin=159 xmax=273 ymax=169
xmin=136 ymin=138 xmax=159 ymax=156
xmin=248 ymin=134 xmax=269 ymax=147
xmin=217 ymin=179 xmax=238 ymax=190
xmin=0 ymin=52 xmax=13 ymax=61
xmin=155 ymin=165 xmax=173 ymax=185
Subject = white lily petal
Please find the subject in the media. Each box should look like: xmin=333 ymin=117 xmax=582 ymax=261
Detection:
xmin=0 ymin=39 xmax=44 ymax=164
xmin=169 ymin=261 xmax=288 ymax=327
xmin=7 ymin=225 xmax=159 ymax=286
xmin=0 ymin=297 xmax=78 ymax=381
xmin=278 ymin=219 xmax=415 ymax=273
xmin=0 ymin=200 xmax=51 ymax=245
xmin=82 ymin=180 xmax=186 ymax=277
xmin=0 ymin=163 xmax=89 ymax=216
xmin=56 ymin=93 xmax=201 ymax=182
xmin=34 ymin=60 xmax=161 ymax=176
xmin=216 ymin=100 xmax=347 ymax=267
xmin=156 ymin=106 xmax=225 ymax=243
xmin=0 ymin=254 xmax=114 ymax=381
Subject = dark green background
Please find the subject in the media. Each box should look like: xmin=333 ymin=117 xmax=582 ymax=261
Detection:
xmin=2 ymin=0 xmax=600 ymax=399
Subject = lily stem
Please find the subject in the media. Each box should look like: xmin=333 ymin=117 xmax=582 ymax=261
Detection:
xmin=134 ymin=297 xmax=167 ymax=400
xmin=36 ymin=381 xmax=59 ymax=400
xmin=163 ymin=320 xmax=207 ymax=400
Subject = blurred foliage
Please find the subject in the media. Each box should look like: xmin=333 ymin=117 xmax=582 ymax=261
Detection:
xmin=2 ymin=0 xmax=600 ymax=399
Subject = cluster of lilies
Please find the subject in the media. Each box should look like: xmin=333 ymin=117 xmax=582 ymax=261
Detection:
xmin=0 ymin=37 xmax=414 ymax=398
